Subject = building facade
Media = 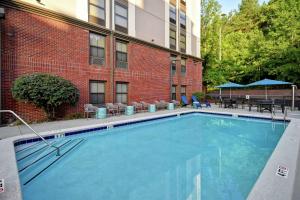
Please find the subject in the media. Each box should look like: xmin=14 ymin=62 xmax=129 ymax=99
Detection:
xmin=0 ymin=0 xmax=202 ymax=121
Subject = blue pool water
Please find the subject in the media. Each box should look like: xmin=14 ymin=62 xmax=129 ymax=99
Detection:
xmin=16 ymin=113 xmax=286 ymax=200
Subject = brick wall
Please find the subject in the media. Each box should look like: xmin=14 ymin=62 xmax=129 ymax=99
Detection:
xmin=1 ymin=8 xmax=202 ymax=121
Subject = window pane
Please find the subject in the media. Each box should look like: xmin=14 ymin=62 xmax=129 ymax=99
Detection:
xmin=170 ymin=38 xmax=176 ymax=46
xmin=121 ymin=84 xmax=127 ymax=93
xmin=90 ymin=82 xmax=105 ymax=93
xmin=90 ymin=47 xmax=98 ymax=57
xmin=172 ymin=86 xmax=176 ymax=93
xmin=115 ymin=4 xmax=127 ymax=17
xmin=121 ymin=94 xmax=127 ymax=103
xmin=90 ymin=0 xmax=105 ymax=8
xmin=181 ymin=34 xmax=186 ymax=42
xmin=170 ymin=30 xmax=176 ymax=38
xmin=181 ymin=59 xmax=186 ymax=66
xmin=116 ymin=94 xmax=122 ymax=103
xmin=116 ymin=84 xmax=122 ymax=93
xmin=99 ymin=48 xmax=105 ymax=58
xmin=181 ymin=86 xmax=186 ymax=93
xmin=90 ymin=5 xmax=105 ymax=19
xmin=115 ymin=16 xmax=128 ymax=28
xmin=116 ymin=42 xmax=127 ymax=52
xmin=90 ymin=33 xmax=105 ymax=48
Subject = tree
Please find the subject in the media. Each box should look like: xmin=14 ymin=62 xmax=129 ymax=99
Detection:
xmin=12 ymin=73 xmax=79 ymax=120
xmin=202 ymin=0 xmax=300 ymax=88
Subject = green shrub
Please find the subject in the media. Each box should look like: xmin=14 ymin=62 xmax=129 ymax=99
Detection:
xmin=64 ymin=112 xmax=84 ymax=120
xmin=192 ymin=92 xmax=206 ymax=101
xmin=12 ymin=73 xmax=79 ymax=120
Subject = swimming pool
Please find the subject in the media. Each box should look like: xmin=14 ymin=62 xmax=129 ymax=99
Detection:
xmin=15 ymin=113 xmax=286 ymax=200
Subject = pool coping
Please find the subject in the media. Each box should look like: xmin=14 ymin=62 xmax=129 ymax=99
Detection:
xmin=0 ymin=109 xmax=299 ymax=200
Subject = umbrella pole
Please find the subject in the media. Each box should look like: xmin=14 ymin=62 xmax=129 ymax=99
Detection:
xmin=265 ymin=86 xmax=267 ymax=100
xmin=230 ymin=88 xmax=232 ymax=99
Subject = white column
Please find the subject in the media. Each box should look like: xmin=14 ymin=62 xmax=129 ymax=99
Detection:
xmin=185 ymin=0 xmax=192 ymax=55
xmin=128 ymin=0 xmax=136 ymax=37
xmin=165 ymin=0 xmax=170 ymax=48
xmin=176 ymin=0 xmax=180 ymax=51
xmin=105 ymin=0 xmax=110 ymax=29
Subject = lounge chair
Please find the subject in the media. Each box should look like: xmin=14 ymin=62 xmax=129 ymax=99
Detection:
xmin=192 ymin=96 xmax=202 ymax=109
xmin=154 ymin=100 xmax=167 ymax=110
xmin=116 ymin=103 xmax=127 ymax=114
xmin=171 ymin=100 xmax=180 ymax=108
xmin=132 ymin=101 xmax=143 ymax=113
xmin=154 ymin=100 xmax=163 ymax=110
xmin=205 ymin=100 xmax=211 ymax=108
xmin=106 ymin=103 xmax=118 ymax=116
xmin=84 ymin=104 xmax=98 ymax=118
xmin=181 ymin=96 xmax=189 ymax=107
xmin=140 ymin=101 xmax=149 ymax=111
xmin=159 ymin=100 xmax=168 ymax=109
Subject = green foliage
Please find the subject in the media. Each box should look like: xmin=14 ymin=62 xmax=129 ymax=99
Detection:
xmin=192 ymin=92 xmax=206 ymax=101
xmin=64 ymin=112 xmax=84 ymax=120
xmin=12 ymin=73 xmax=79 ymax=120
xmin=201 ymin=0 xmax=300 ymax=88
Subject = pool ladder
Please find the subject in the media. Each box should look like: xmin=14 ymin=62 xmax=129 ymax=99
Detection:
xmin=0 ymin=110 xmax=60 ymax=156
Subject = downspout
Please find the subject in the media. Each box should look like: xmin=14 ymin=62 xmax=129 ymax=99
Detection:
xmin=0 ymin=7 xmax=5 ymax=123
xmin=110 ymin=1 xmax=114 ymax=103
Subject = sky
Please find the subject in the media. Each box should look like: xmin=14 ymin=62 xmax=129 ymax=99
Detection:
xmin=218 ymin=0 xmax=268 ymax=14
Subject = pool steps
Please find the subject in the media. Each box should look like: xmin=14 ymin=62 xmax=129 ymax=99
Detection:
xmin=16 ymin=140 xmax=64 ymax=162
xmin=17 ymin=138 xmax=85 ymax=186
xmin=18 ymin=140 xmax=72 ymax=172
xmin=15 ymin=141 xmax=43 ymax=154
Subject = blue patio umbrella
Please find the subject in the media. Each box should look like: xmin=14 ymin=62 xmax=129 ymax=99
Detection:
xmin=216 ymin=82 xmax=245 ymax=99
xmin=247 ymin=78 xmax=292 ymax=99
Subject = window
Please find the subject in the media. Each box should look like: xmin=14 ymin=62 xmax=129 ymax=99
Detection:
xmin=181 ymin=85 xmax=186 ymax=97
xmin=170 ymin=54 xmax=177 ymax=76
xmin=115 ymin=2 xmax=128 ymax=33
xmin=172 ymin=85 xmax=177 ymax=100
xmin=169 ymin=4 xmax=176 ymax=24
xmin=89 ymin=0 xmax=105 ymax=26
xmin=90 ymin=33 xmax=105 ymax=65
xmin=116 ymin=82 xmax=128 ymax=104
xmin=180 ymin=11 xmax=186 ymax=29
xmin=170 ymin=28 xmax=176 ymax=50
xmin=181 ymin=58 xmax=186 ymax=76
xmin=89 ymin=81 xmax=105 ymax=105
xmin=180 ymin=32 xmax=186 ymax=53
xmin=116 ymin=41 xmax=128 ymax=68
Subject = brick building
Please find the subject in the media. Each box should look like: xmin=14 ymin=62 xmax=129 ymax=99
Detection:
xmin=0 ymin=0 xmax=202 ymax=121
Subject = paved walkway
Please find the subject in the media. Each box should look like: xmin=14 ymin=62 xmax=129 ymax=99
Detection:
xmin=1 ymin=105 xmax=300 ymax=139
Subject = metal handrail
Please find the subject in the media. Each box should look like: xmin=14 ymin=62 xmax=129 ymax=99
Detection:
xmin=0 ymin=110 xmax=60 ymax=156
xmin=284 ymin=108 xmax=288 ymax=123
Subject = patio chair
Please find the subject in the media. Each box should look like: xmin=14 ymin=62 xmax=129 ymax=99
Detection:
xmin=116 ymin=103 xmax=127 ymax=114
xmin=84 ymin=104 xmax=98 ymax=118
xmin=154 ymin=100 xmax=163 ymax=110
xmin=132 ymin=101 xmax=143 ymax=113
xmin=181 ymin=96 xmax=189 ymax=107
xmin=192 ymin=96 xmax=202 ymax=109
xmin=171 ymin=100 xmax=180 ymax=108
xmin=159 ymin=100 xmax=168 ymax=109
xmin=106 ymin=103 xmax=118 ymax=116
xmin=140 ymin=101 xmax=149 ymax=111
xmin=205 ymin=100 xmax=212 ymax=108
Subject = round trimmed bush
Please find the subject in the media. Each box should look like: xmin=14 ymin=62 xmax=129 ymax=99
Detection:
xmin=12 ymin=73 xmax=79 ymax=120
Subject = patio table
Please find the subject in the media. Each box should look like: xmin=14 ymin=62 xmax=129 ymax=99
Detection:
xmin=257 ymin=100 xmax=274 ymax=113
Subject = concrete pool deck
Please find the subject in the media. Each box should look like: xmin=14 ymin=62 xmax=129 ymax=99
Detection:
xmin=0 ymin=107 xmax=300 ymax=200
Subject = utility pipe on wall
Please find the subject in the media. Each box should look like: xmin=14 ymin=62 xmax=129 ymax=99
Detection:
xmin=0 ymin=7 xmax=5 ymax=123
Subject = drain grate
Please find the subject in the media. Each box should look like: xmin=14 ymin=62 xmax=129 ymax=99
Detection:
xmin=276 ymin=165 xmax=289 ymax=178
